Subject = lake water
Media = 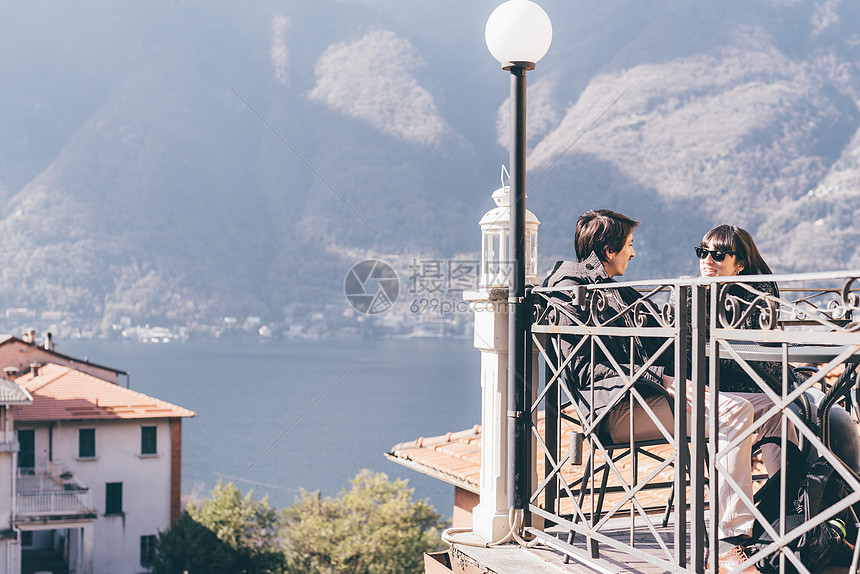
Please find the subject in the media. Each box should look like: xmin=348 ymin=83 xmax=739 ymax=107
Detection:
xmin=60 ymin=337 xmax=481 ymax=518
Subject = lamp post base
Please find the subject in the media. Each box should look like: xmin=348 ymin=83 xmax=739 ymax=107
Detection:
xmin=472 ymin=503 xmax=510 ymax=542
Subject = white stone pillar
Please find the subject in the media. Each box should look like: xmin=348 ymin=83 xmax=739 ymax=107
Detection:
xmin=464 ymin=287 xmax=510 ymax=541
xmin=81 ymin=522 xmax=94 ymax=574
xmin=67 ymin=527 xmax=83 ymax=574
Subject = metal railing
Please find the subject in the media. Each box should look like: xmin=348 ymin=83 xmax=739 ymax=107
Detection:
xmin=523 ymin=270 xmax=860 ymax=573
xmin=16 ymin=464 xmax=95 ymax=519
xmin=16 ymin=490 xmax=95 ymax=517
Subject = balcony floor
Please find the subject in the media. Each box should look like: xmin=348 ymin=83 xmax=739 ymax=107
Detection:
xmin=451 ymin=518 xmax=682 ymax=574
xmin=450 ymin=514 xmax=853 ymax=574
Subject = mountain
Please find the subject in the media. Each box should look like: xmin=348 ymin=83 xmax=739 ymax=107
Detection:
xmin=1 ymin=0 xmax=858 ymax=333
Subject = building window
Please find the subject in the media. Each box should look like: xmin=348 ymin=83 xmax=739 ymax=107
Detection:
xmin=105 ymin=482 xmax=123 ymax=515
xmin=78 ymin=428 xmax=95 ymax=459
xmin=17 ymin=429 xmax=34 ymax=470
xmin=141 ymin=426 xmax=157 ymax=455
xmin=21 ymin=531 xmax=33 ymax=547
xmin=140 ymin=534 xmax=157 ymax=568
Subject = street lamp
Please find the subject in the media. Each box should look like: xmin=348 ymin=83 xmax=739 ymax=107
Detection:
xmin=485 ymin=0 xmax=552 ymax=516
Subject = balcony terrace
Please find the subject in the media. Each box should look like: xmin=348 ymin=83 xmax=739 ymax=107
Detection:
xmin=408 ymin=271 xmax=860 ymax=574
xmin=15 ymin=463 xmax=96 ymax=523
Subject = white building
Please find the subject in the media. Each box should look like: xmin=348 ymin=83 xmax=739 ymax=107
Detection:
xmin=12 ymin=363 xmax=195 ymax=574
xmin=0 ymin=379 xmax=32 ymax=573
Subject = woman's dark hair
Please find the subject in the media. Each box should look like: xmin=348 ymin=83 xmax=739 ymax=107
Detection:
xmin=702 ymin=224 xmax=780 ymax=322
xmin=575 ymin=209 xmax=639 ymax=262
xmin=701 ymin=224 xmax=773 ymax=275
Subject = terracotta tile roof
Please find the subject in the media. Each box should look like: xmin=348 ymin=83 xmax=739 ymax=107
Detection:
xmin=388 ymin=413 xmax=769 ymax=512
xmin=14 ymin=363 xmax=195 ymax=422
xmin=0 ymin=379 xmax=31 ymax=404
xmin=388 ymin=425 xmax=482 ymax=493
xmin=0 ymin=335 xmax=129 ymax=375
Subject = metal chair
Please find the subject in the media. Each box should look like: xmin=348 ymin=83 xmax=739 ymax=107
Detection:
xmin=560 ymin=378 xmax=689 ymax=560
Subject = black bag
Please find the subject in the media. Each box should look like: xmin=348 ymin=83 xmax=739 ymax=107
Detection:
xmin=748 ymin=438 xmax=857 ymax=574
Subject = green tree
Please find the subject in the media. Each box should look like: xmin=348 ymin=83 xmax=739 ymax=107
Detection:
xmin=155 ymin=481 xmax=285 ymax=574
xmin=187 ymin=480 xmax=285 ymax=574
xmin=152 ymin=511 xmax=237 ymax=574
xmin=281 ymin=470 xmax=446 ymax=574
xmin=188 ymin=480 xmax=282 ymax=552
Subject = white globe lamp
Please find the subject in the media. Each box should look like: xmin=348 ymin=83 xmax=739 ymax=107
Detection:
xmin=485 ymin=0 xmax=552 ymax=69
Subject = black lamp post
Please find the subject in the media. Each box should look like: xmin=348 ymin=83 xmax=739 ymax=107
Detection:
xmin=485 ymin=0 xmax=552 ymax=513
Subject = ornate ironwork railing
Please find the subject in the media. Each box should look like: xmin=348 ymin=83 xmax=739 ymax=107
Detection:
xmin=524 ymin=270 xmax=860 ymax=574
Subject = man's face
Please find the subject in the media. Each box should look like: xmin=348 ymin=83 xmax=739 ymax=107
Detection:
xmin=603 ymin=233 xmax=635 ymax=278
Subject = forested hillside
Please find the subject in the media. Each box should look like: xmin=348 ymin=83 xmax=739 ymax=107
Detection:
xmin=1 ymin=0 xmax=858 ymax=331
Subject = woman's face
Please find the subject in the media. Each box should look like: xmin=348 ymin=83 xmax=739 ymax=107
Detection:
xmin=698 ymin=240 xmax=745 ymax=277
xmin=604 ymin=233 xmax=635 ymax=278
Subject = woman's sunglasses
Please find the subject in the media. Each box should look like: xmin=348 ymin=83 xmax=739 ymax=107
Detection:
xmin=694 ymin=246 xmax=736 ymax=262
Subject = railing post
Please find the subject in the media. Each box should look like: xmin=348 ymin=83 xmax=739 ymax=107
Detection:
xmin=522 ymin=288 xmax=538 ymax=527
xmin=543 ymin=334 xmax=557 ymax=522
xmin=708 ymin=283 xmax=721 ymax=562
xmin=691 ymin=284 xmax=708 ymax=573
xmin=674 ymin=284 xmax=689 ymax=568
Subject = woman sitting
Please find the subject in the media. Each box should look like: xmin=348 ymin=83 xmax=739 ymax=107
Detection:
xmin=692 ymin=224 xmax=795 ymax=477
xmin=693 ymin=224 xmax=860 ymax=474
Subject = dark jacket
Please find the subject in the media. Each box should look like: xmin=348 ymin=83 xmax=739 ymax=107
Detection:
xmin=684 ymin=280 xmax=783 ymax=393
xmin=541 ymin=252 xmax=668 ymax=421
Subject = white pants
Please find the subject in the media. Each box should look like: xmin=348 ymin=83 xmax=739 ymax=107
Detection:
xmin=731 ymin=392 xmax=798 ymax=476
xmin=606 ymin=382 xmax=796 ymax=539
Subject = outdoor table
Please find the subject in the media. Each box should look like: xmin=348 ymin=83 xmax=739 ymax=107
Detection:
xmin=708 ymin=340 xmax=860 ymax=460
xmin=708 ymin=341 xmax=860 ymax=364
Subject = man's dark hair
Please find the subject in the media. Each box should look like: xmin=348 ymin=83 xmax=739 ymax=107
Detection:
xmin=575 ymin=209 xmax=640 ymax=262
